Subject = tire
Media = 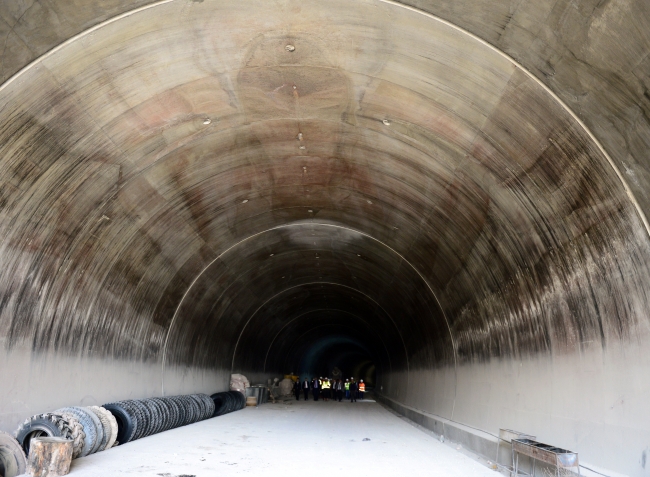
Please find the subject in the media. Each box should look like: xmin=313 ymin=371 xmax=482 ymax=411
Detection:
xmin=0 ymin=430 xmax=27 ymax=477
xmin=144 ymin=399 xmax=163 ymax=435
xmin=125 ymin=400 xmax=148 ymax=441
xmin=194 ymin=394 xmax=206 ymax=421
xmin=91 ymin=406 xmax=118 ymax=450
xmin=87 ymin=407 xmax=110 ymax=452
xmin=14 ymin=413 xmax=74 ymax=456
xmin=168 ymin=396 xmax=186 ymax=428
xmin=128 ymin=400 xmax=151 ymax=440
xmin=178 ymin=395 xmax=195 ymax=425
xmin=151 ymin=398 xmax=173 ymax=433
xmin=168 ymin=397 xmax=182 ymax=428
xmin=188 ymin=395 xmax=205 ymax=422
xmin=230 ymin=391 xmax=245 ymax=410
xmin=221 ymin=393 xmax=233 ymax=414
xmin=56 ymin=407 xmax=103 ymax=456
xmin=201 ymin=394 xmax=216 ymax=418
xmin=103 ymin=403 xmax=137 ymax=445
xmin=235 ymin=391 xmax=246 ymax=410
xmin=121 ymin=400 xmax=143 ymax=442
xmin=143 ymin=399 xmax=164 ymax=436
xmin=226 ymin=392 xmax=238 ymax=413
xmin=210 ymin=392 xmax=229 ymax=417
xmin=58 ymin=413 xmax=86 ymax=459
xmin=166 ymin=396 xmax=185 ymax=429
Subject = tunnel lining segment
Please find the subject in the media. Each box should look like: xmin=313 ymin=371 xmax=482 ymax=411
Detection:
xmin=161 ymin=222 xmax=449 ymax=396
xmin=0 ymin=0 xmax=646 ymax=243
xmin=228 ymin=279 xmax=410 ymax=379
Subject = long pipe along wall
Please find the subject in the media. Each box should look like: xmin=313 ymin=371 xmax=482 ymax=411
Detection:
xmin=0 ymin=1 xmax=649 ymax=475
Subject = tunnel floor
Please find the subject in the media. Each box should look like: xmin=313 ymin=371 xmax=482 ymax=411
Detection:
xmin=46 ymin=397 xmax=500 ymax=476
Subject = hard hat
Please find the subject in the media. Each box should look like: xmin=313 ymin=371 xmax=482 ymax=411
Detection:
xmin=360 ymin=380 xmax=363 ymax=382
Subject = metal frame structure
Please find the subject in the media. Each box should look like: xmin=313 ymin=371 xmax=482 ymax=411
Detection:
xmin=495 ymin=429 xmax=537 ymax=475
xmin=512 ymin=438 xmax=580 ymax=476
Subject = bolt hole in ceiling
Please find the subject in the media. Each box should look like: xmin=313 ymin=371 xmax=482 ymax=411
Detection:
xmin=0 ymin=0 xmax=649 ymax=475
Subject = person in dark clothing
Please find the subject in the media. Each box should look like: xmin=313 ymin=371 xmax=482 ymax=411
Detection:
xmin=302 ymin=378 xmax=310 ymax=400
xmin=335 ymin=379 xmax=344 ymax=402
xmin=349 ymin=379 xmax=358 ymax=402
xmin=312 ymin=377 xmax=320 ymax=401
xmin=293 ymin=379 xmax=301 ymax=401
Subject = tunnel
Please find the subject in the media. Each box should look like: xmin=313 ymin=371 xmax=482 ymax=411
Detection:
xmin=0 ymin=0 xmax=649 ymax=476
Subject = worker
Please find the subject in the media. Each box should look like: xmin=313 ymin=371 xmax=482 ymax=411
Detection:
xmin=321 ymin=378 xmax=331 ymax=401
xmin=335 ymin=379 xmax=344 ymax=402
xmin=293 ymin=378 xmax=301 ymax=401
xmin=358 ymin=379 xmax=365 ymax=399
xmin=302 ymin=378 xmax=310 ymax=401
xmin=312 ymin=376 xmax=320 ymax=401
xmin=344 ymin=378 xmax=350 ymax=400
xmin=349 ymin=378 xmax=358 ymax=402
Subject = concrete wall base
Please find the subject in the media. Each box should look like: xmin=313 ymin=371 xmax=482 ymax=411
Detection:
xmin=375 ymin=393 xmax=625 ymax=477
xmin=375 ymin=393 xmax=501 ymax=463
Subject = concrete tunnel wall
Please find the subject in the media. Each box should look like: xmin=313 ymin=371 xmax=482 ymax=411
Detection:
xmin=0 ymin=0 xmax=649 ymax=475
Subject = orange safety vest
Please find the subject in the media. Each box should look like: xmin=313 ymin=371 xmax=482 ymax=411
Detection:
xmin=359 ymin=383 xmax=365 ymax=392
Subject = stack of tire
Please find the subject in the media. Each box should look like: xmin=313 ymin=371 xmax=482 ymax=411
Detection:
xmin=210 ymin=391 xmax=246 ymax=416
xmin=13 ymin=406 xmax=117 ymax=460
xmin=103 ymin=394 xmax=215 ymax=445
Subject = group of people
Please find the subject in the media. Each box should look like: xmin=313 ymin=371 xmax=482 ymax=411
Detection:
xmin=293 ymin=377 xmax=366 ymax=402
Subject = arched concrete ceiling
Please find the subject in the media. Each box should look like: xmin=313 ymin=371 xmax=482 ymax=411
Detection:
xmin=1 ymin=0 xmax=648 ymax=216
xmin=1 ymin=1 xmax=649 ymax=475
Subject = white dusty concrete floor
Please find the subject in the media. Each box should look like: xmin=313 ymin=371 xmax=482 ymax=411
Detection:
xmin=62 ymin=397 xmax=500 ymax=477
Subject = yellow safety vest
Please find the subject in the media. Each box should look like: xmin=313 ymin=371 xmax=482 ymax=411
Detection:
xmin=345 ymin=382 xmax=350 ymax=390
xmin=323 ymin=381 xmax=331 ymax=389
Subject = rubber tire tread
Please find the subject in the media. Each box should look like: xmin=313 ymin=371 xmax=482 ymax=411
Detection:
xmin=201 ymin=394 xmax=216 ymax=418
xmin=58 ymin=414 xmax=86 ymax=459
xmin=55 ymin=407 xmax=101 ymax=457
xmin=117 ymin=401 xmax=142 ymax=442
xmin=0 ymin=430 xmax=27 ymax=477
xmin=187 ymin=395 xmax=200 ymax=424
xmin=160 ymin=397 xmax=176 ymax=430
xmin=169 ymin=396 xmax=187 ymax=427
xmin=165 ymin=397 xmax=181 ymax=428
xmin=232 ymin=391 xmax=245 ymax=410
xmin=145 ymin=399 xmax=164 ymax=436
xmin=129 ymin=400 xmax=152 ymax=440
xmin=103 ymin=403 xmax=137 ymax=445
xmin=86 ymin=407 xmax=110 ymax=452
xmin=229 ymin=392 xmax=238 ymax=413
xmin=91 ymin=406 xmax=118 ymax=450
xmin=14 ymin=413 xmax=73 ymax=456
xmin=148 ymin=398 xmax=168 ymax=434
xmin=210 ymin=393 xmax=229 ymax=417
xmin=234 ymin=391 xmax=244 ymax=410
xmin=181 ymin=395 xmax=196 ymax=425
xmin=62 ymin=407 xmax=104 ymax=455
xmin=189 ymin=395 xmax=205 ymax=421
xmin=137 ymin=400 xmax=157 ymax=437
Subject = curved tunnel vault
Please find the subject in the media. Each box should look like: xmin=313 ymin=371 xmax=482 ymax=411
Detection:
xmin=0 ymin=0 xmax=650 ymax=475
